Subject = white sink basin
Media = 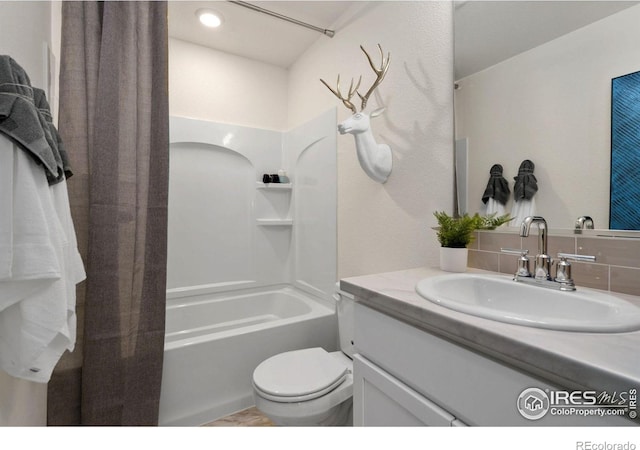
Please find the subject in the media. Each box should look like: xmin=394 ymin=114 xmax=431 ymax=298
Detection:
xmin=415 ymin=273 xmax=640 ymax=333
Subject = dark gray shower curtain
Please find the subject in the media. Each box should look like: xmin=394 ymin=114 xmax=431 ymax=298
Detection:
xmin=46 ymin=1 xmax=169 ymax=425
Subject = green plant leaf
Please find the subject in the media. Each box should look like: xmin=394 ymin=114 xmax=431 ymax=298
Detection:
xmin=433 ymin=211 xmax=511 ymax=247
xmin=433 ymin=211 xmax=480 ymax=248
xmin=476 ymin=213 xmax=512 ymax=230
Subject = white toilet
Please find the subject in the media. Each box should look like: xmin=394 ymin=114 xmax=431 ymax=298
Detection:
xmin=252 ymin=285 xmax=355 ymax=426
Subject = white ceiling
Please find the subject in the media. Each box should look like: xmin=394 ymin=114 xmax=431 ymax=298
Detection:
xmin=168 ymin=1 xmax=356 ymax=68
xmin=168 ymin=1 xmax=640 ymax=76
xmin=455 ymin=1 xmax=640 ymax=80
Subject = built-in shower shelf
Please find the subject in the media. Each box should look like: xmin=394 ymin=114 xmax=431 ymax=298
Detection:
xmin=256 ymin=182 xmax=292 ymax=190
xmin=256 ymin=219 xmax=293 ymax=226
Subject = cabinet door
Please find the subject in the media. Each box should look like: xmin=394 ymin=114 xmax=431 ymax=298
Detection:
xmin=354 ymin=354 xmax=459 ymax=426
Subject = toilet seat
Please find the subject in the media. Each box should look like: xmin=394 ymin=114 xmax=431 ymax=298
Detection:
xmin=253 ymin=348 xmax=349 ymax=403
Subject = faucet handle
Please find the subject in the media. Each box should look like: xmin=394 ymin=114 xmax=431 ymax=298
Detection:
xmin=500 ymin=248 xmax=529 ymax=256
xmin=557 ymin=253 xmax=596 ymax=263
xmin=554 ymin=253 xmax=596 ymax=287
xmin=501 ymin=248 xmax=531 ymax=277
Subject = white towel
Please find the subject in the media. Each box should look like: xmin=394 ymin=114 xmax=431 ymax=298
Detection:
xmin=0 ymin=134 xmax=85 ymax=382
xmin=0 ymin=149 xmax=12 ymax=279
xmin=0 ymin=136 xmax=63 ymax=311
xmin=484 ymin=198 xmax=506 ymax=217
xmin=510 ymin=197 xmax=536 ymax=228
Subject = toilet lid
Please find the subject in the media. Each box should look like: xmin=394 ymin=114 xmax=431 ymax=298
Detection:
xmin=253 ymin=348 xmax=349 ymax=402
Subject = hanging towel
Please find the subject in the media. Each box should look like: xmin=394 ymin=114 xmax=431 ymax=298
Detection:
xmin=511 ymin=197 xmax=537 ymax=228
xmin=510 ymin=160 xmax=538 ymax=226
xmin=513 ymin=159 xmax=538 ymax=201
xmin=0 ymin=135 xmax=61 ymax=308
xmin=485 ymin=198 xmax=506 ymax=217
xmin=33 ymin=87 xmax=73 ymax=181
xmin=0 ymin=55 xmax=63 ymax=183
xmin=0 ymin=135 xmax=85 ymax=383
xmin=0 ymin=150 xmax=12 ymax=279
xmin=481 ymin=164 xmax=510 ymax=205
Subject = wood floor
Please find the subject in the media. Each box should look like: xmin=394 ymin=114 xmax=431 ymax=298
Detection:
xmin=202 ymin=407 xmax=274 ymax=427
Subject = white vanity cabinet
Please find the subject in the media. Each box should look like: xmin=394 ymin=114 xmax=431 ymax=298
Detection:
xmin=353 ymin=303 xmax=630 ymax=426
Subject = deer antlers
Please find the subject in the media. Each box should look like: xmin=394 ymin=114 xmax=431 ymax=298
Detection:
xmin=320 ymin=44 xmax=391 ymax=113
xmin=357 ymin=44 xmax=390 ymax=110
xmin=320 ymin=74 xmax=361 ymax=114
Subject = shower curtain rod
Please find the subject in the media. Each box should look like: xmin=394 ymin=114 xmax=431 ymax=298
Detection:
xmin=228 ymin=1 xmax=336 ymax=38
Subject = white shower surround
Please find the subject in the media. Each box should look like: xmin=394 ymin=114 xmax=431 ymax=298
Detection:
xmin=167 ymin=112 xmax=337 ymax=300
xmin=161 ymin=112 xmax=337 ymax=425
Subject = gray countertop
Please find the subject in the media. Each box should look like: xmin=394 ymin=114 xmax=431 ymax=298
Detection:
xmin=340 ymin=266 xmax=640 ymax=396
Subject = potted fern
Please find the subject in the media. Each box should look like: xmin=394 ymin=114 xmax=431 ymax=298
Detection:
xmin=433 ymin=211 xmax=510 ymax=272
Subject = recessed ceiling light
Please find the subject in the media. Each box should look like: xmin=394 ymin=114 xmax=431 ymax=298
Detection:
xmin=197 ymin=9 xmax=223 ymax=28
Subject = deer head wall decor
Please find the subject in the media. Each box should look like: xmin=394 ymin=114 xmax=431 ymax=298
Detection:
xmin=320 ymin=44 xmax=392 ymax=184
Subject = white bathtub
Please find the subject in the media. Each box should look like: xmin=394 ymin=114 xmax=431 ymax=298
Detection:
xmin=158 ymin=285 xmax=337 ymax=426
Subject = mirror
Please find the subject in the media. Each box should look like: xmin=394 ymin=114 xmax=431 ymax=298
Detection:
xmin=454 ymin=1 xmax=640 ymax=231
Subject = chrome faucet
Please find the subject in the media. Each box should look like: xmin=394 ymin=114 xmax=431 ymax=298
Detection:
xmin=501 ymin=215 xmax=597 ymax=291
xmin=574 ymin=216 xmax=594 ymax=234
xmin=519 ymin=216 xmax=551 ymax=280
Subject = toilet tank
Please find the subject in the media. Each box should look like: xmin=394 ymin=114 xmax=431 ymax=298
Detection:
xmin=334 ymin=284 xmax=355 ymax=359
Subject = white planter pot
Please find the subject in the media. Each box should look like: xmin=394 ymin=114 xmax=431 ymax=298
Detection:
xmin=439 ymin=247 xmax=468 ymax=273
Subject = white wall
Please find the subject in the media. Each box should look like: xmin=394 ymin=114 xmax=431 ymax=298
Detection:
xmin=456 ymin=4 xmax=640 ymax=229
xmin=0 ymin=1 xmax=52 ymax=89
xmin=169 ymin=38 xmax=288 ymax=131
xmin=0 ymin=1 xmax=61 ymax=123
xmin=288 ymin=2 xmax=455 ymax=278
